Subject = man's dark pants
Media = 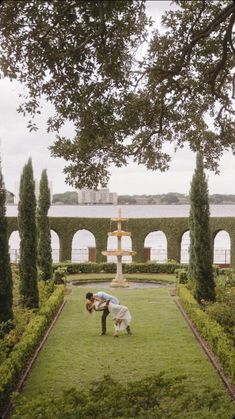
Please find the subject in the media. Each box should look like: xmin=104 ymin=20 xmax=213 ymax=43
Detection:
xmin=101 ymin=308 xmax=109 ymax=334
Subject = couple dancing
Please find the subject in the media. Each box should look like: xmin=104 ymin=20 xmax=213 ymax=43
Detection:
xmin=86 ymin=291 xmax=132 ymax=337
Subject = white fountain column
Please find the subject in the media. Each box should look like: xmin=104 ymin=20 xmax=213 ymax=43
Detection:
xmin=102 ymin=208 xmax=136 ymax=288
xmin=115 ymin=215 xmax=123 ymax=281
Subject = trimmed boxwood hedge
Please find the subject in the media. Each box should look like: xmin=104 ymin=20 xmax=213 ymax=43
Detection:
xmin=177 ymin=285 xmax=235 ymax=382
xmin=0 ymin=285 xmax=64 ymax=412
xmin=53 ymin=262 xmax=187 ymax=275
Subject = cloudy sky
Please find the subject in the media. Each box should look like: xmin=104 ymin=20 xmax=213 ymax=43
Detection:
xmin=0 ymin=1 xmax=234 ymax=196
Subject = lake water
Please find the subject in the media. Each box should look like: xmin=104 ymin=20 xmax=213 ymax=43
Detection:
xmin=7 ymin=205 xmax=233 ymax=264
xmin=6 ymin=204 xmax=235 ymax=218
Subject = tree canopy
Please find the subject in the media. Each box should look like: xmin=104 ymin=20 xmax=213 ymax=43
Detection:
xmin=0 ymin=0 xmax=234 ymax=188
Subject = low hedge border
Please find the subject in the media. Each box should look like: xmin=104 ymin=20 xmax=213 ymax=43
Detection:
xmin=0 ymin=285 xmax=65 ymax=411
xmin=177 ymin=285 xmax=235 ymax=383
xmin=53 ymin=262 xmax=186 ymax=274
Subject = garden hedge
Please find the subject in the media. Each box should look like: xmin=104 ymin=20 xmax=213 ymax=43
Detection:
xmin=0 ymin=285 xmax=64 ymax=412
xmin=7 ymin=216 xmax=235 ymax=265
xmin=52 ymin=261 xmax=186 ymax=275
xmin=177 ymin=285 xmax=235 ymax=382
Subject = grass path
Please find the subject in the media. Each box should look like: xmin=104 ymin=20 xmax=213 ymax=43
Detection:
xmin=20 ymin=285 xmax=235 ymax=414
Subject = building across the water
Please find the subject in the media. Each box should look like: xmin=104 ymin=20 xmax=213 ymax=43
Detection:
xmin=77 ymin=188 xmax=118 ymax=205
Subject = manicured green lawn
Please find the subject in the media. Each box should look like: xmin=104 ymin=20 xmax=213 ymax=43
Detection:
xmin=19 ymin=286 xmax=235 ymax=416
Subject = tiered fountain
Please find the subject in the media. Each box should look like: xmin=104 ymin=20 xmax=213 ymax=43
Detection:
xmin=102 ymin=208 xmax=136 ymax=288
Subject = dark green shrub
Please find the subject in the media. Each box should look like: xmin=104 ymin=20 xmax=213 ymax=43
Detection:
xmin=177 ymin=285 xmax=235 ymax=381
xmin=53 ymin=267 xmax=67 ymax=284
xmin=52 ymin=262 xmax=185 ymax=275
xmin=205 ymin=302 xmax=235 ymax=332
xmin=99 ymin=263 xmax=116 ymax=273
xmin=0 ymin=285 xmax=64 ymax=408
xmin=176 ymin=269 xmax=188 ymax=284
xmin=11 ymin=373 xmax=233 ymax=419
xmin=0 ymin=167 xmax=13 ymax=322
xmin=37 ymin=169 xmax=53 ymax=281
xmin=18 ymin=158 xmax=39 ymax=308
xmin=188 ymin=153 xmax=215 ymax=303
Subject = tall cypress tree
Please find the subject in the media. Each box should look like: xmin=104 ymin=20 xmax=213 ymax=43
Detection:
xmin=189 ymin=152 xmax=215 ymax=303
xmin=18 ymin=158 xmax=39 ymax=308
xmin=37 ymin=169 xmax=52 ymax=281
xmin=0 ymin=160 xmax=13 ymax=322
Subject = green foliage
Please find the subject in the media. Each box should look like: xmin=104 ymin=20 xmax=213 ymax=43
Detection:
xmin=18 ymin=158 xmax=39 ymax=308
xmin=212 ymin=274 xmax=235 ymax=339
xmin=53 ymin=261 xmax=184 ymax=275
xmin=0 ymin=161 xmax=13 ymax=322
xmin=189 ymin=153 xmax=215 ymax=302
xmin=38 ymin=279 xmax=55 ymax=306
xmin=0 ymin=0 xmax=148 ymax=189
xmin=177 ymin=285 xmax=235 ymax=382
xmin=124 ymin=262 xmax=182 ymax=274
xmin=12 ymin=373 xmax=233 ymax=419
xmin=53 ymin=191 xmax=78 ymax=205
xmin=1 ymin=2 xmax=234 ymax=187
xmin=135 ymin=0 xmax=235 ymax=176
xmin=6 ymin=214 xmax=235 ymax=267
xmin=53 ymin=267 xmax=67 ymax=284
xmin=205 ymin=302 xmax=235 ymax=333
xmin=0 ymin=285 xmax=64 ymax=408
xmin=37 ymin=169 xmax=53 ymax=281
xmin=175 ymin=269 xmax=188 ymax=284
xmin=160 ymin=193 xmax=180 ymax=204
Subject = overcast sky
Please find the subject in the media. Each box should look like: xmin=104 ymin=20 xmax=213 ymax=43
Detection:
xmin=0 ymin=1 xmax=234 ymax=196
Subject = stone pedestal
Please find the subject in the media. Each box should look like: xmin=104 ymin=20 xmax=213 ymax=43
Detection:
xmin=102 ymin=209 xmax=136 ymax=288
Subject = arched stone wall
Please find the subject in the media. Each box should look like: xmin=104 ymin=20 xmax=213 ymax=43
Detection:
xmin=6 ymin=216 xmax=235 ymax=266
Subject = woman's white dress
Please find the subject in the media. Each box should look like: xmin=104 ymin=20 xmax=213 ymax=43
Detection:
xmin=95 ymin=301 xmax=131 ymax=332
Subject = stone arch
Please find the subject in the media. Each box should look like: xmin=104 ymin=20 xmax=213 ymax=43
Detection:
xmin=180 ymin=230 xmax=190 ymax=263
xmin=72 ymin=229 xmax=96 ymax=262
xmin=106 ymin=235 xmax=133 ymax=263
xmin=213 ymin=229 xmax=231 ymax=265
xmin=8 ymin=230 xmax=20 ymax=263
xmin=6 ymin=216 xmax=235 ymax=267
xmin=144 ymin=231 xmax=167 ymax=262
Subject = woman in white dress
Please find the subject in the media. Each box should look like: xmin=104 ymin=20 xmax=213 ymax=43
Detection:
xmin=86 ymin=299 xmax=132 ymax=337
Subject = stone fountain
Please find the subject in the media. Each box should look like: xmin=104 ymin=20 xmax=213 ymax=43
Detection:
xmin=102 ymin=208 xmax=136 ymax=288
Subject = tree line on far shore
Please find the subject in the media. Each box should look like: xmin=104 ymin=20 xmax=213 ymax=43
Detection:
xmin=35 ymin=192 xmax=235 ymax=206
xmin=6 ymin=191 xmax=235 ymax=206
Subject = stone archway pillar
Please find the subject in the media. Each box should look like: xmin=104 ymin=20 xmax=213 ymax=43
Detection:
xmin=59 ymin=233 xmax=73 ymax=262
xmin=167 ymin=236 xmax=181 ymax=263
